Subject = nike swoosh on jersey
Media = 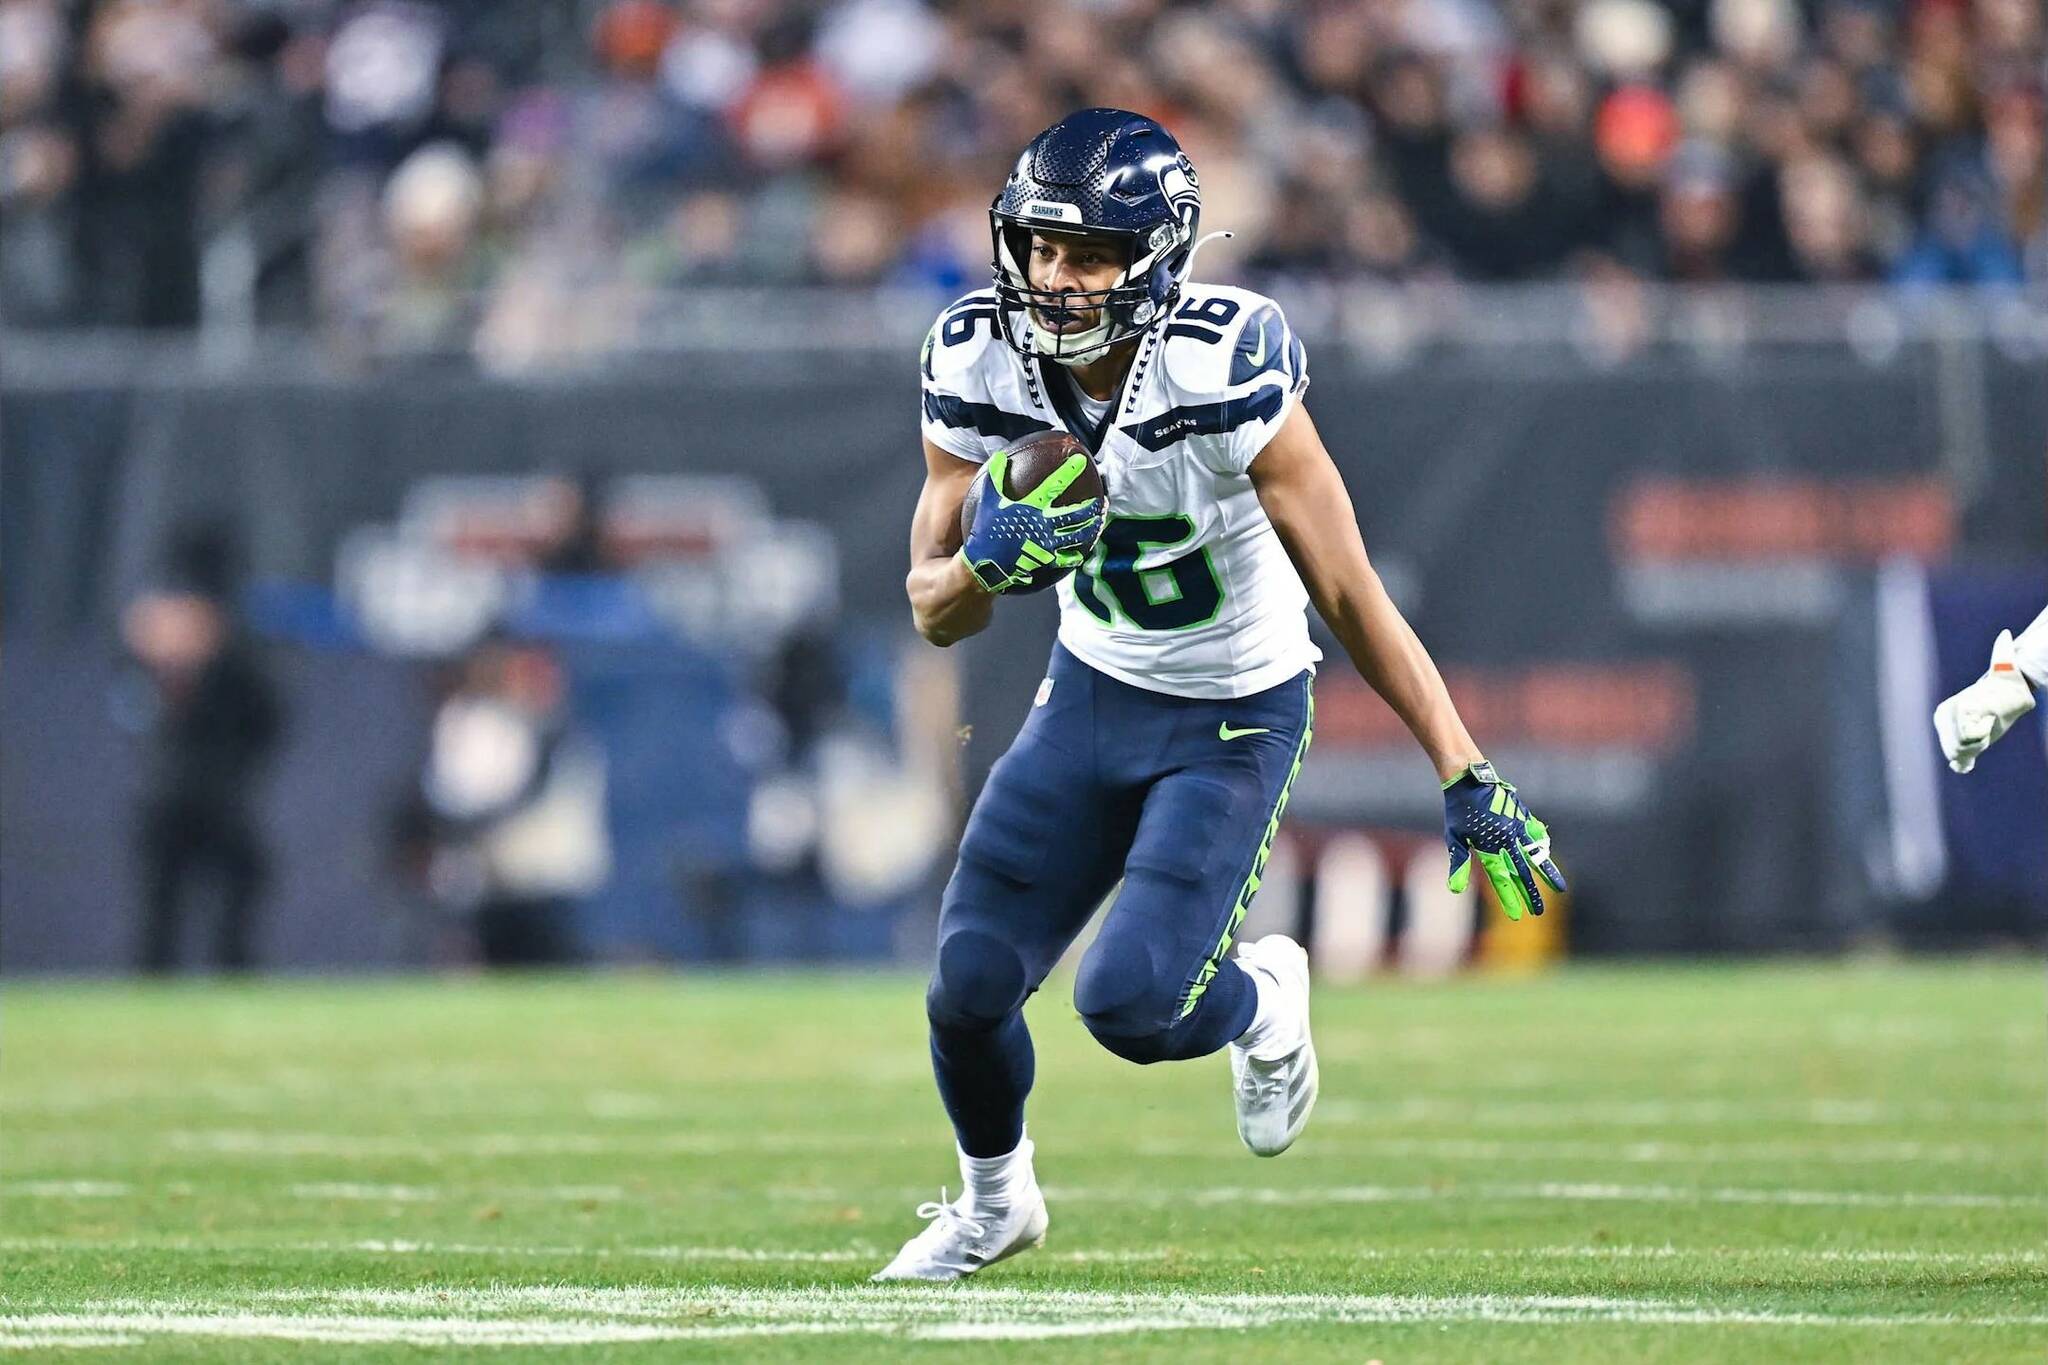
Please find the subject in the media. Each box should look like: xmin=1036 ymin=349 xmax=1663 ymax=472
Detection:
xmin=1219 ymin=723 xmax=1272 ymax=741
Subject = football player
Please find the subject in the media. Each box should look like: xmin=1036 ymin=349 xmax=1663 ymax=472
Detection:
xmin=877 ymin=109 xmax=1564 ymax=1281
xmin=1933 ymin=605 xmax=2048 ymax=773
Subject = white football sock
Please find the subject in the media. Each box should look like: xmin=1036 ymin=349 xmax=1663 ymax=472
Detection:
xmin=1233 ymin=962 xmax=1298 ymax=1062
xmin=958 ymin=1131 xmax=1033 ymax=1207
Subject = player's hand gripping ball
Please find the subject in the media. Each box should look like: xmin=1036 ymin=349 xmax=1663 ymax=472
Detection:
xmin=1443 ymin=761 xmax=1566 ymax=921
xmin=958 ymin=431 xmax=1106 ymax=595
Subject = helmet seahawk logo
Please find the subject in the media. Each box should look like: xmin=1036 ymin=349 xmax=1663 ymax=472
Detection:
xmin=1159 ymin=154 xmax=1199 ymax=226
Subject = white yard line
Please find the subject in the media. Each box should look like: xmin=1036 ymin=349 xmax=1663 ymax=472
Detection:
xmin=0 ymin=1331 xmax=144 ymax=1350
xmin=336 ymin=1242 xmax=880 ymax=1262
xmin=7 ymin=1126 xmax=2026 ymax=1183
xmin=1314 ymin=1097 xmax=2047 ymax=1127
xmin=580 ymin=1091 xmax=665 ymax=1119
xmin=3 ymin=1128 xmax=1995 ymax=1165
xmin=157 ymin=1129 xmax=868 ymax=1158
xmin=11 ymin=1086 xmax=2041 ymax=1125
xmin=0 ymin=1236 xmax=1180 ymax=1265
xmin=286 ymin=1182 xmax=624 ymax=1203
xmin=0 ymin=1312 xmax=828 ymax=1347
xmin=12 ymin=1176 xmax=2034 ymax=1212
xmin=247 ymin=1283 xmax=2048 ymax=1330
xmin=1134 ymin=1136 xmax=2017 ymax=1165
xmin=3 ymin=1130 xmax=868 ymax=1161
xmin=1 ymin=1235 xmax=2037 ymax=1269
xmin=1343 ymin=1245 xmax=2048 ymax=1266
xmin=4 ymin=1285 xmax=2040 ymax=1349
xmin=1017 ymin=1181 xmax=2048 ymax=1211
xmin=8 ymin=1236 xmax=2039 ymax=1268
xmin=1502 ymin=1182 xmax=2048 ymax=1210
xmin=285 ymin=1183 xmax=440 ymax=1202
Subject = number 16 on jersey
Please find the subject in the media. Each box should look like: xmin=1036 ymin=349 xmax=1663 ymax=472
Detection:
xmin=1074 ymin=515 xmax=1227 ymax=632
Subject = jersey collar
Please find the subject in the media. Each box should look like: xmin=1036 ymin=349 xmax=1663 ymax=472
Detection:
xmin=1034 ymin=351 xmax=1136 ymax=456
xmin=1040 ymin=327 xmax=1155 ymax=456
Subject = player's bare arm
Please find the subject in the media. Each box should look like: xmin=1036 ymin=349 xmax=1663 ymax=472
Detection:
xmin=1250 ymin=401 xmax=1566 ymax=920
xmin=1249 ymin=403 xmax=1479 ymax=781
xmin=905 ymin=437 xmax=993 ymax=647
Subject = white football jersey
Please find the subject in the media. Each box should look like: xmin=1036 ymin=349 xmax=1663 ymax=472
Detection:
xmin=920 ymin=284 xmax=1321 ymax=699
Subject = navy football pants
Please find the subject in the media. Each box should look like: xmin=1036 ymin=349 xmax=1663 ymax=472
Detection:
xmin=927 ymin=643 xmax=1314 ymax=1156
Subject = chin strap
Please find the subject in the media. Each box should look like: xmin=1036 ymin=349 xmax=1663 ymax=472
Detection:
xmin=1031 ymin=305 xmax=1115 ymax=364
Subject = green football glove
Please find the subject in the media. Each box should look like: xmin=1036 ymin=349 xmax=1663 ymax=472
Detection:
xmin=957 ymin=448 xmax=1104 ymax=595
xmin=1442 ymin=760 xmax=1566 ymax=921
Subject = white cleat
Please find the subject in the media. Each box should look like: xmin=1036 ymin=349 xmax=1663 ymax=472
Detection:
xmin=1229 ymin=934 xmax=1319 ymax=1157
xmin=870 ymin=1172 xmax=1048 ymax=1283
xmin=868 ymin=1137 xmax=1048 ymax=1285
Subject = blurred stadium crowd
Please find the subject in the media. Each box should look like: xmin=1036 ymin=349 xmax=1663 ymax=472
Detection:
xmin=1 ymin=0 xmax=2041 ymax=354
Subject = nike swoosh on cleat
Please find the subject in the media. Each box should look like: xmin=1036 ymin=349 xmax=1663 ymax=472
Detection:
xmin=1219 ymin=723 xmax=1272 ymax=741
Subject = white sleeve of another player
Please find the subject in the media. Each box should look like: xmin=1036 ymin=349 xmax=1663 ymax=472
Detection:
xmin=1219 ymin=302 xmax=1310 ymax=476
xmin=2014 ymin=601 xmax=2048 ymax=690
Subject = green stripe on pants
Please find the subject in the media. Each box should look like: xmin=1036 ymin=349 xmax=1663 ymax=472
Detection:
xmin=1178 ymin=682 xmax=1316 ymax=1018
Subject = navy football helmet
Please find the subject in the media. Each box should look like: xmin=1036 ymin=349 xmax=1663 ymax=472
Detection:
xmin=990 ymin=109 xmax=1204 ymax=366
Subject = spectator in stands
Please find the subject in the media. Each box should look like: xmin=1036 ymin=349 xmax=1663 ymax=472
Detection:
xmin=70 ymin=0 xmax=215 ymax=327
xmin=1984 ymin=89 xmax=2046 ymax=279
xmin=377 ymin=140 xmax=487 ymax=354
xmin=1780 ymin=151 xmax=1880 ymax=282
xmin=0 ymin=0 xmax=78 ymax=324
xmin=1658 ymin=144 xmax=1744 ymax=282
xmin=1437 ymin=124 xmax=1584 ymax=279
xmin=1893 ymin=158 xmax=2027 ymax=287
xmin=1852 ymin=101 xmax=1924 ymax=265
xmin=211 ymin=9 xmax=328 ymax=325
xmin=1586 ymin=81 xmax=1672 ymax=275
xmin=2 ymin=0 xmax=2041 ymax=343
xmin=1346 ymin=190 xmax=1444 ymax=282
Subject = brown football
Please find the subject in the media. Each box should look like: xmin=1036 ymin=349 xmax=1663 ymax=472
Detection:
xmin=959 ymin=430 xmax=1105 ymax=595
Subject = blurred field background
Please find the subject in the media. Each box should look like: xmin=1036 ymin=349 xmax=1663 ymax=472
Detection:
xmin=2 ymin=0 xmax=2045 ymax=1357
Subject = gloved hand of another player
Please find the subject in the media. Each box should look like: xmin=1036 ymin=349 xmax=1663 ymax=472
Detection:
xmin=1933 ymin=629 xmax=2037 ymax=774
xmin=1443 ymin=761 xmax=1566 ymax=921
xmin=958 ymin=447 xmax=1104 ymax=594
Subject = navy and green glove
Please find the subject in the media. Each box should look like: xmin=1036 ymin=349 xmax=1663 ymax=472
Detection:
xmin=958 ymin=448 xmax=1104 ymax=595
xmin=1443 ymin=760 xmax=1565 ymax=921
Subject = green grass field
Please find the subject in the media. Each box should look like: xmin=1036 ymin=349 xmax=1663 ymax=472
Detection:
xmin=3 ymin=960 xmax=2044 ymax=1361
